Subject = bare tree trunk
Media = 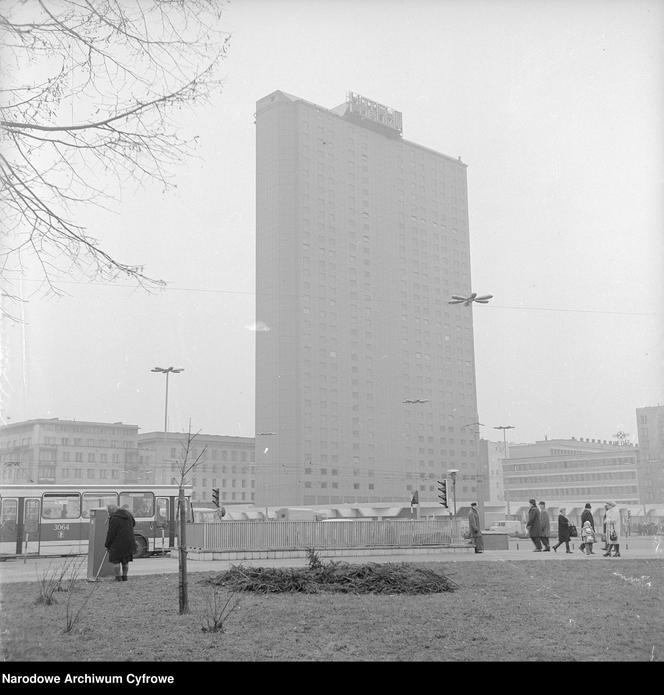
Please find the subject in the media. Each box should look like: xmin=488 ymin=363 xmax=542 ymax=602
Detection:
xmin=178 ymin=486 xmax=189 ymax=614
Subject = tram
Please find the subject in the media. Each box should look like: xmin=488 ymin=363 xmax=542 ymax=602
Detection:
xmin=0 ymin=484 xmax=192 ymax=559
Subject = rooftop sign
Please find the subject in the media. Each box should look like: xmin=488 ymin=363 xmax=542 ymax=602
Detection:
xmin=347 ymin=92 xmax=402 ymax=134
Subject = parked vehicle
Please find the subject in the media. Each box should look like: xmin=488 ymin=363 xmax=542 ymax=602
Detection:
xmin=192 ymin=507 xmax=226 ymax=523
xmin=489 ymin=520 xmax=524 ymax=535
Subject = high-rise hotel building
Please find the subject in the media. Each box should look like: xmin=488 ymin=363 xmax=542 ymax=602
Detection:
xmin=255 ymin=91 xmax=481 ymax=506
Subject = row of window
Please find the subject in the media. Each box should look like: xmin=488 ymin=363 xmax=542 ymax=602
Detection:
xmin=506 ymin=472 xmax=637 ymax=485
xmin=504 ymin=458 xmax=637 ymax=472
xmin=510 ymin=487 xmax=639 ymax=499
xmin=39 ymin=452 xmax=124 ymax=463
xmin=59 ymin=468 xmax=121 ymax=480
xmin=304 ymin=482 xmax=374 ymax=490
xmin=41 ymin=437 xmax=133 ymax=448
xmin=405 ymin=483 xmax=477 ymax=494
xmin=145 ymin=462 xmax=254 ymax=476
xmin=191 ymin=491 xmax=253 ymax=502
xmin=164 ymin=448 xmax=253 ymax=462
xmin=0 ymin=492 xmax=163 ymax=522
xmin=191 ymin=479 xmax=253 ymax=489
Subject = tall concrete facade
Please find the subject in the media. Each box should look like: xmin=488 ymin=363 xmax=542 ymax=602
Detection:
xmin=255 ymin=91 xmax=480 ymax=506
xmin=636 ymin=405 xmax=664 ymax=503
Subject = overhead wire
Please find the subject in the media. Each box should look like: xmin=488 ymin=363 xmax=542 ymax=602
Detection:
xmin=8 ymin=275 xmax=660 ymax=317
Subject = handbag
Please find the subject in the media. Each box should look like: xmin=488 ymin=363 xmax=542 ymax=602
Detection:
xmin=609 ymin=522 xmax=617 ymax=542
xmin=568 ymin=524 xmax=578 ymax=538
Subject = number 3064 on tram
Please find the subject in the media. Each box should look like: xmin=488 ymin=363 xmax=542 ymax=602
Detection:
xmin=0 ymin=484 xmax=192 ymax=559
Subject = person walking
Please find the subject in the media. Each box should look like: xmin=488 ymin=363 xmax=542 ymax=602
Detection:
xmin=105 ymin=504 xmax=137 ymax=582
xmin=552 ymin=507 xmax=573 ymax=553
xmin=538 ymin=501 xmax=551 ymax=551
xmin=468 ymin=502 xmax=484 ymax=554
xmin=526 ymin=498 xmax=542 ymax=551
xmin=579 ymin=503 xmax=595 ymax=554
xmin=603 ymin=501 xmax=622 ymax=557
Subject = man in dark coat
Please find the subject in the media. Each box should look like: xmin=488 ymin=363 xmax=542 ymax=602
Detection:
xmin=538 ymin=501 xmax=551 ymax=551
xmin=579 ymin=503 xmax=595 ymax=554
xmin=552 ymin=507 xmax=573 ymax=553
xmin=105 ymin=505 xmax=137 ymax=581
xmin=468 ymin=502 xmax=484 ymax=553
xmin=526 ymin=498 xmax=542 ymax=551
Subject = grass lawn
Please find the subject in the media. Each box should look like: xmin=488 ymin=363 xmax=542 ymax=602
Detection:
xmin=1 ymin=558 xmax=662 ymax=662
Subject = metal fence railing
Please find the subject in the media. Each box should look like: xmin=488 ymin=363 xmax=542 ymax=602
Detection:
xmin=185 ymin=519 xmax=466 ymax=552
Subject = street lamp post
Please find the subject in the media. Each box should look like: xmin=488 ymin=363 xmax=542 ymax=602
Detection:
xmin=151 ymin=366 xmax=184 ymax=433
xmin=448 ymin=292 xmax=491 ymax=521
xmin=494 ymin=425 xmax=515 ymax=515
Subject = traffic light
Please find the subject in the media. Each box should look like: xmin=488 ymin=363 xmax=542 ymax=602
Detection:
xmin=437 ymin=480 xmax=448 ymax=507
xmin=212 ymin=487 xmax=220 ymax=507
xmin=410 ymin=490 xmax=419 ymax=506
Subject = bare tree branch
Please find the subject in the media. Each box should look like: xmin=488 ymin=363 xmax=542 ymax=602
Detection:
xmin=0 ymin=0 xmax=230 ymax=306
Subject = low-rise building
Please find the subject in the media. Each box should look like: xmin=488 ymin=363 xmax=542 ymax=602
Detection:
xmin=137 ymin=432 xmax=255 ymax=504
xmin=0 ymin=418 xmax=139 ymax=485
xmin=502 ymin=437 xmax=639 ymax=510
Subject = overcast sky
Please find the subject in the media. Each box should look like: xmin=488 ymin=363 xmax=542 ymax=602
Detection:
xmin=4 ymin=0 xmax=663 ymax=446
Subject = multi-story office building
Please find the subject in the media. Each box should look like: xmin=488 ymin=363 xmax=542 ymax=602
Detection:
xmin=478 ymin=439 xmax=506 ymax=503
xmin=255 ymin=90 xmax=481 ymax=506
xmin=0 ymin=418 xmax=138 ymax=484
xmin=502 ymin=437 xmax=640 ymax=509
xmin=137 ymin=433 xmax=255 ymax=504
xmin=636 ymin=405 xmax=664 ymax=503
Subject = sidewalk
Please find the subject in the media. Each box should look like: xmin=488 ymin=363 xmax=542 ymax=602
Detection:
xmin=1 ymin=537 xmax=661 ymax=585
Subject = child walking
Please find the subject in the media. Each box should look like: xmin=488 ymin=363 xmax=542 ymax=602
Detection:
xmin=581 ymin=520 xmax=595 ymax=555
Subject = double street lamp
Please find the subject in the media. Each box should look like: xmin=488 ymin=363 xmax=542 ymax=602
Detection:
xmin=151 ymin=366 xmax=184 ymax=433
xmin=494 ymin=425 xmax=515 ymax=514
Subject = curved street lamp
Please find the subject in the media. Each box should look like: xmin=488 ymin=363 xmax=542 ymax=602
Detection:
xmin=151 ymin=366 xmax=184 ymax=433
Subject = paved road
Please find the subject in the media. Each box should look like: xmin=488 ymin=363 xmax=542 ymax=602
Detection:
xmin=1 ymin=536 xmax=661 ymax=585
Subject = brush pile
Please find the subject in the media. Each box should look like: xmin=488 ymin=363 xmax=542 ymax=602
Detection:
xmin=206 ymin=561 xmax=458 ymax=594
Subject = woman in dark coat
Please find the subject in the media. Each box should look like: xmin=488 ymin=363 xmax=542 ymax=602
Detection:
xmin=105 ymin=505 xmax=137 ymax=581
xmin=552 ymin=507 xmax=573 ymax=553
